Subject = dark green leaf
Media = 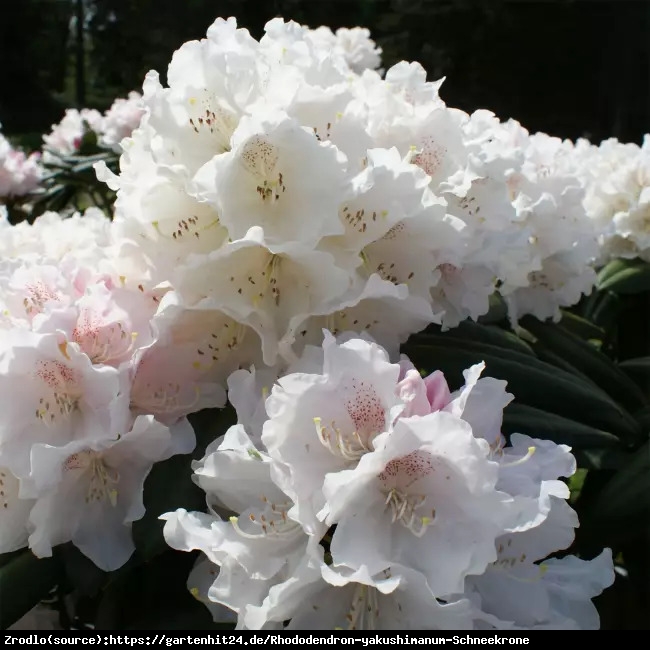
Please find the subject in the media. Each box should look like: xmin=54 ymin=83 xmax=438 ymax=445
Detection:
xmin=520 ymin=316 xmax=648 ymax=412
xmin=502 ymin=403 xmax=621 ymax=449
xmin=402 ymin=341 xmax=642 ymax=443
xmin=584 ymin=442 xmax=650 ymax=527
xmin=620 ymin=357 xmax=650 ymax=371
xmin=559 ymin=310 xmax=605 ymax=342
xmin=572 ymin=447 xmax=635 ymax=471
xmin=597 ymin=258 xmax=634 ymax=288
xmin=0 ymin=551 xmax=62 ymax=629
xmin=633 ymin=405 xmax=650 ymax=432
xmin=597 ymin=258 xmax=650 ymax=294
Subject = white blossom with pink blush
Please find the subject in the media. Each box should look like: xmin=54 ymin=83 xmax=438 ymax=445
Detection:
xmin=24 ymin=415 xmax=193 ymax=571
xmin=0 ymin=329 xmax=131 ymax=479
xmin=43 ymin=108 xmax=103 ymax=157
xmin=100 ymin=91 xmax=146 ymax=151
xmin=261 ymin=331 xmax=406 ymax=533
xmin=0 ymin=131 xmax=42 ymax=198
xmin=162 ymin=333 xmax=614 ymax=629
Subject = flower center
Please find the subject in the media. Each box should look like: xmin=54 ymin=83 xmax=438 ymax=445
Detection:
xmin=379 ymin=450 xmax=435 ymax=536
xmin=313 ymin=417 xmax=370 ymax=461
xmin=22 ymin=281 xmax=62 ymax=316
xmin=152 ymin=215 xmax=221 ymax=242
xmin=229 ymin=495 xmax=300 ymax=539
xmin=343 ymin=584 xmax=380 ymax=630
xmin=73 ymin=312 xmax=137 ymax=365
xmin=64 ymin=449 xmax=120 ymax=506
xmin=240 ymin=135 xmax=286 ymax=203
xmin=192 ymin=320 xmax=248 ymax=370
xmin=34 ymin=359 xmax=81 ymax=424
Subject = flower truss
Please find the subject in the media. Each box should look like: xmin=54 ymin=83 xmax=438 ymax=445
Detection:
xmin=2 ymin=15 xmax=640 ymax=630
xmin=163 ymin=333 xmax=614 ymax=630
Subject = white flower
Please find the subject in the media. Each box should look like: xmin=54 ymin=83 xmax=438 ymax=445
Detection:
xmin=192 ymin=110 xmax=348 ymax=249
xmin=171 ymin=230 xmax=351 ymax=365
xmin=163 ymin=424 xmax=314 ymax=627
xmin=281 ymin=274 xmax=435 ymax=361
xmin=0 ymin=465 xmax=33 ymax=553
xmin=322 ymin=411 xmax=521 ymax=595
xmin=25 ymin=415 xmax=192 ymax=571
xmin=307 ymin=26 xmax=383 ymax=74
xmin=0 ymin=132 xmax=42 ymax=198
xmin=100 ymin=92 xmax=146 ymax=151
xmin=469 ymin=502 xmax=614 ymax=629
xmin=43 ymin=108 xmax=102 ymax=157
xmin=275 ymin=564 xmax=474 ymax=630
xmin=262 ymin=331 xmax=405 ymax=533
xmin=0 ymin=331 xmax=130 ymax=478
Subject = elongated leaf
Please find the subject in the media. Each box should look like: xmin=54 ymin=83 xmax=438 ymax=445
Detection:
xmin=620 ymin=357 xmax=650 ymax=371
xmin=597 ymin=258 xmax=633 ymax=287
xmin=572 ymin=447 xmax=634 ymax=471
xmin=0 ymin=552 xmax=61 ymax=629
xmin=521 ymin=316 xmax=648 ymax=412
xmin=453 ymin=321 xmax=536 ymax=355
xmin=597 ymin=258 xmax=650 ymax=294
xmin=410 ymin=327 xmax=535 ymax=360
xmin=559 ymin=310 xmax=605 ymax=342
xmin=585 ymin=442 xmax=650 ymax=525
xmin=527 ymin=342 xmax=597 ymax=386
xmin=633 ymin=405 xmax=650 ymax=432
xmin=502 ymin=403 xmax=621 ymax=449
xmin=402 ymin=342 xmax=642 ymax=442
xmin=590 ymin=290 xmax=622 ymax=330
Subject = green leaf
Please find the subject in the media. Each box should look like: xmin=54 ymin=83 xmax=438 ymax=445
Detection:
xmin=633 ymin=405 xmax=650 ymax=432
xmin=402 ymin=341 xmax=642 ymax=443
xmin=597 ymin=258 xmax=650 ymax=294
xmin=520 ymin=316 xmax=648 ymax=412
xmin=584 ymin=442 xmax=650 ymax=526
xmin=411 ymin=322 xmax=535 ymax=358
xmin=132 ymin=406 xmax=236 ymax=561
xmin=620 ymin=357 xmax=650 ymax=372
xmin=0 ymin=551 xmax=61 ymax=629
xmin=596 ymin=258 xmax=634 ymax=288
xmin=559 ymin=310 xmax=605 ymax=342
xmin=502 ymin=403 xmax=621 ymax=449
xmin=572 ymin=447 xmax=635 ymax=471
xmin=527 ymin=341 xmax=597 ymax=386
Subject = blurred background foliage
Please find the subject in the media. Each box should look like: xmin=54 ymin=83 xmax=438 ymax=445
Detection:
xmin=2 ymin=0 xmax=650 ymax=147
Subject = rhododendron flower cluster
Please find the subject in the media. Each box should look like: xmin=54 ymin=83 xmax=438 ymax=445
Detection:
xmin=575 ymin=136 xmax=650 ymax=264
xmin=163 ymin=334 xmax=614 ymax=630
xmin=0 ymin=14 xmax=635 ymax=631
xmin=0 ymin=208 xmax=199 ymax=571
xmin=95 ymin=14 xmax=611 ymax=356
xmin=0 ymin=129 xmax=42 ymax=200
xmin=43 ymin=92 xmax=145 ymax=157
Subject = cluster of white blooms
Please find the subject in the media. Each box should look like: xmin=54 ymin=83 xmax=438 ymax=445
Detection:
xmin=0 ymin=16 xmax=630 ymax=621
xmin=0 ymin=207 xmax=207 ymax=571
xmin=306 ymin=25 xmax=383 ymax=73
xmin=96 ymin=14 xmax=610 ymax=364
xmin=572 ymin=136 xmax=650 ymax=264
xmin=43 ymin=93 xmax=145 ymax=157
xmin=0 ymin=129 xmax=42 ymax=200
xmin=482 ymin=121 xmax=600 ymax=323
xmin=100 ymin=92 xmax=147 ymax=151
xmin=163 ymin=333 xmax=614 ymax=630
